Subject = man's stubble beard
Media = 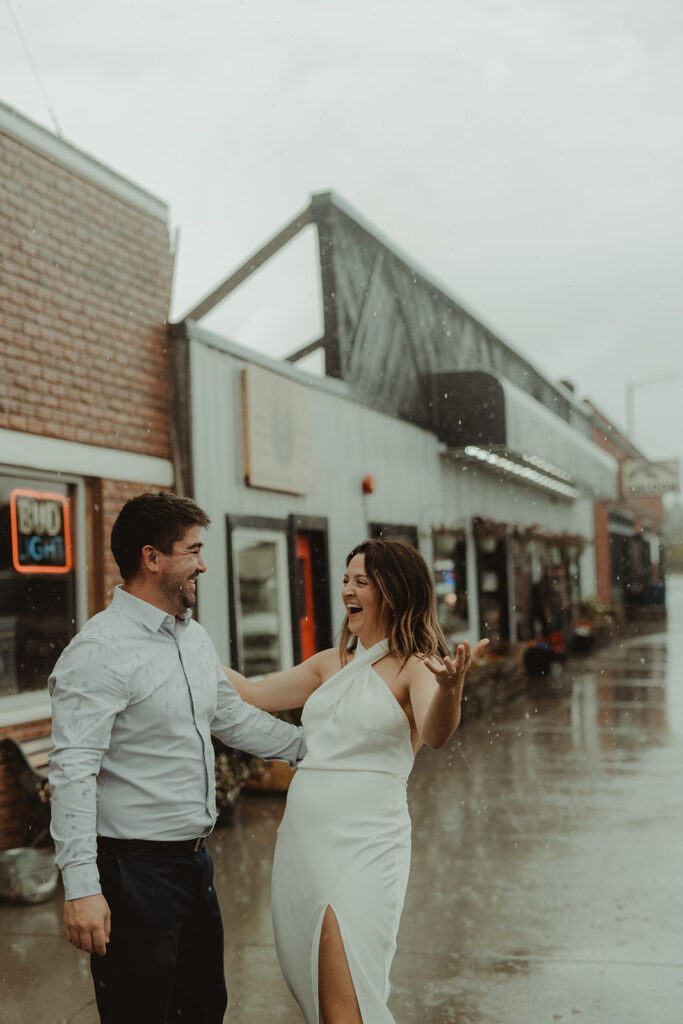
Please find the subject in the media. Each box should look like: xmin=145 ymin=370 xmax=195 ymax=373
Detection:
xmin=161 ymin=575 xmax=197 ymax=616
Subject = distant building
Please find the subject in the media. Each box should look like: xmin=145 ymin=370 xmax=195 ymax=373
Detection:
xmin=585 ymin=401 xmax=667 ymax=608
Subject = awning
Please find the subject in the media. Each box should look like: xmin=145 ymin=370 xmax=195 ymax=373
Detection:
xmin=432 ymin=371 xmax=619 ymax=500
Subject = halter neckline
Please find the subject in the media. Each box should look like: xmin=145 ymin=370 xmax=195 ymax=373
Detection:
xmin=355 ymin=637 xmax=389 ymax=658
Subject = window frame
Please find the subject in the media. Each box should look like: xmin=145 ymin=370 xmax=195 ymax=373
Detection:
xmin=0 ymin=465 xmax=87 ymax=708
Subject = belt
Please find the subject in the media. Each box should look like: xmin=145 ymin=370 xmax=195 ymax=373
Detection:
xmin=98 ymin=835 xmax=207 ymax=856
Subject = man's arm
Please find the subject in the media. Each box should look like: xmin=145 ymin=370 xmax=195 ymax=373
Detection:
xmin=49 ymin=639 xmax=128 ymax=952
xmin=211 ymin=667 xmax=307 ymax=767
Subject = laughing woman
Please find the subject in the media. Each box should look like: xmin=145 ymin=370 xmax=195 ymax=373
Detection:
xmin=224 ymin=538 xmax=488 ymax=1024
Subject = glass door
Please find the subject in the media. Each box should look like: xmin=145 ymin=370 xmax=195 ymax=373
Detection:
xmin=230 ymin=527 xmax=293 ymax=677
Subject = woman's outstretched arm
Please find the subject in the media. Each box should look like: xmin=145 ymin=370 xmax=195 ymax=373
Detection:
xmin=409 ymin=639 xmax=489 ymax=749
xmin=223 ymin=648 xmax=340 ymax=713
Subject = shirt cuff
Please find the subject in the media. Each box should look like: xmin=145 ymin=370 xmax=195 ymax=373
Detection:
xmin=61 ymin=862 xmax=102 ymax=902
xmin=261 ymin=725 xmax=306 ymax=769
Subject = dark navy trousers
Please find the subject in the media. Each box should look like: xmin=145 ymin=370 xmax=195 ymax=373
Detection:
xmin=91 ymin=844 xmax=227 ymax=1023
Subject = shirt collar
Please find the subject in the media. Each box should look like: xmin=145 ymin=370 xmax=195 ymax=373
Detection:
xmin=111 ymin=585 xmax=194 ymax=633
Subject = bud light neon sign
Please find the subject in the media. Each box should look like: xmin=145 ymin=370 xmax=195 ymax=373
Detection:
xmin=10 ymin=489 xmax=73 ymax=574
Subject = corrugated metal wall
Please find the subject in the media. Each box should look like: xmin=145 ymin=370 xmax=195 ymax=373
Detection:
xmin=189 ymin=335 xmax=442 ymax=662
xmin=188 ymin=327 xmax=598 ymax=661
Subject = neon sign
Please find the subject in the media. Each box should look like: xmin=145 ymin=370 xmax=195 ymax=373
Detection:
xmin=10 ymin=489 xmax=73 ymax=574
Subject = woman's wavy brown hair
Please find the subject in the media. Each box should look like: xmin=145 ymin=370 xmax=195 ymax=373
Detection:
xmin=339 ymin=538 xmax=450 ymax=667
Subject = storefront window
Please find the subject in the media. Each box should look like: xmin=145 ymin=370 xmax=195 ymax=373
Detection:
xmin=433 ymin=531 xmax=469 ymax=641
xmin=0 ymin=475 xmax=77 ymax=696
xmin=231 ymin=528 xmax=293 ymax=677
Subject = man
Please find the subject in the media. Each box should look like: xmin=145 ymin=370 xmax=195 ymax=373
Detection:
xmin=48 ymin=492 xmax=306 ymax=1024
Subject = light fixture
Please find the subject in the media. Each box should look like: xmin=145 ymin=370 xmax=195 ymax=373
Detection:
xmin=462 ymin=446 xmax=579 ymax=499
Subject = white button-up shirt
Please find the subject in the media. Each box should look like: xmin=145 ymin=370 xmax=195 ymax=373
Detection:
xmin=49 ymin=586 xmax=305 ymax=901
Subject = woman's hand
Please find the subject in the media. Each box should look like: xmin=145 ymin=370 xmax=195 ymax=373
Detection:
xmin=424 ymin=639 xmax=489 ymax=690
xmin=410 ymin=638 xmax=489 ymax=750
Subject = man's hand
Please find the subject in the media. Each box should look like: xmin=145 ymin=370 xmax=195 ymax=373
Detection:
xmin=63 ymin=894 xmax=111 ymax=956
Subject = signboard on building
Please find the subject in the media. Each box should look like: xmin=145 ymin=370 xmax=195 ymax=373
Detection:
xmin=241 ymin=364 xmax=315 ymax=495
xmin=10 ymin=489 xmax=73 ymax=574
xmin=621 ymin=459 xmax=680 ymax=497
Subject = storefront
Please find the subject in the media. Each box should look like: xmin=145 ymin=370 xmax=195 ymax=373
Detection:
xmin=170 ymin=322 xmax=446 ymax=670
xmin=586 ymin=401 xmax=668 ymax=611
xmin=170 ymin=320 xmax=620 ymax=670
xmin=0 ymin=440 xmax=174 ymax=733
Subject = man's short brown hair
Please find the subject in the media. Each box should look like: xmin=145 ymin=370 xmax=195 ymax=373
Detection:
xmin=111 ymin=492 xmax=211 ymax=581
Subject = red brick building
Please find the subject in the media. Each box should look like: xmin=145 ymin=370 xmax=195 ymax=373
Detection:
xmin=0 ymin=101 xmax=175 ymax=848
xmin=586 ymin=401 xmax=665 ymax=609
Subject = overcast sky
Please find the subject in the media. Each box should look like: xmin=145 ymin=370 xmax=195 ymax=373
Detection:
xmin=3 ymin=0 xmax=682 ymax=492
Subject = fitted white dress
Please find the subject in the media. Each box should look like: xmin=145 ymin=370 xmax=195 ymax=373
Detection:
xmin=271 ymin=639 xmax=414 ymax=1023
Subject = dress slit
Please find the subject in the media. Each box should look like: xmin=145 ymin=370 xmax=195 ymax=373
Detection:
xmin=315 ymin=904 xmax=364 ymax=1024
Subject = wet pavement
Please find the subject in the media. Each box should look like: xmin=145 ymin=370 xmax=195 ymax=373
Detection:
xmin=2 ymin=577 xmax=683 ymax=1023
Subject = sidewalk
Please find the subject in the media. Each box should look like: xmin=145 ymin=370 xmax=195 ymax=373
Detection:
xmin=2 ymin=577 xmax=683 ymax=1023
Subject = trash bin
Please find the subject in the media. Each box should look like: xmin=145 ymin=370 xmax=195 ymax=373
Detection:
xmin=0 ymin=847 xmax=58 ymax=904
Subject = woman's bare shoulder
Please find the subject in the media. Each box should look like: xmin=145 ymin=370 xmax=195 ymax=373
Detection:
xmin=312 ymin=646 xmax=344 ymax=683
xmin=376 ymin=651 xmax=432 ymax=687
xmin=397 ymin=651 xmax=439 ymax=686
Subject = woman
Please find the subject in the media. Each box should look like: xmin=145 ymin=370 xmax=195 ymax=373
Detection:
xmin=225 ymin=539 xmax=488 ymax=1023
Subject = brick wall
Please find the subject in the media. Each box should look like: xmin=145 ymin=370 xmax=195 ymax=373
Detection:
xmin=0 ymin=128 xmax=173 ymax=457
xmin=591 ymin=423 xmax=666 ymax=525
xmin=0 ymin=718 xmax=52 ymax=851
xmin=591 ymin=419 xmax=665 ymax=605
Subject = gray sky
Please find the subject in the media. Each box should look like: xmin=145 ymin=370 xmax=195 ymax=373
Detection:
xmin=3 ymin=0 xmax=682 ymax=490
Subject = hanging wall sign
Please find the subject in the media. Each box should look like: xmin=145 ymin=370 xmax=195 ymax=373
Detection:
xmin=621 ymin=459 xmax=680 ymax=497
xmin=241 ymin=364 xmax=315 ymax=495
xmin=10 ymin=489 xmax=73 ymax=574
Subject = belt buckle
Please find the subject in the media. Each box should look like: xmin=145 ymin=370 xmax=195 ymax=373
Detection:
xmin=193 ymin=836 xmax=204 ymax=853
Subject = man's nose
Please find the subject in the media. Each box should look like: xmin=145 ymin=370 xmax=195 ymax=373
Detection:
xmin=197 ymin=555 xmax=207 ymax=573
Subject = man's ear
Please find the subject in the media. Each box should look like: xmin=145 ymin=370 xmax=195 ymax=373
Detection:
xmin=140 ymin=544 xmax=161 ymax=574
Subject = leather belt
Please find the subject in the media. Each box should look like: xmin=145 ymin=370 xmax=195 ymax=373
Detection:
xmin=98 ymin=835 xmax=207 ymax=856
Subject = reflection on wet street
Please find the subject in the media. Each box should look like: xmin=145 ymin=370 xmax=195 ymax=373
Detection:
xmin=2 ymin=579 xmax=683 ymax=1023
xmin=397 ymin=588 xmax=683 ymax=1023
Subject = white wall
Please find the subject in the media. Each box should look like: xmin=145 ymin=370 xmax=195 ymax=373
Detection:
xmin=189 ymin=332 xmax=601 ymax=660
xmin=190 ymin=338 xmax=442 ymax=661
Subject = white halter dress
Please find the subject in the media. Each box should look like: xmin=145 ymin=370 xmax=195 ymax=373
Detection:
xmin=271 ymin=639 xmax=414 ymax=1023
